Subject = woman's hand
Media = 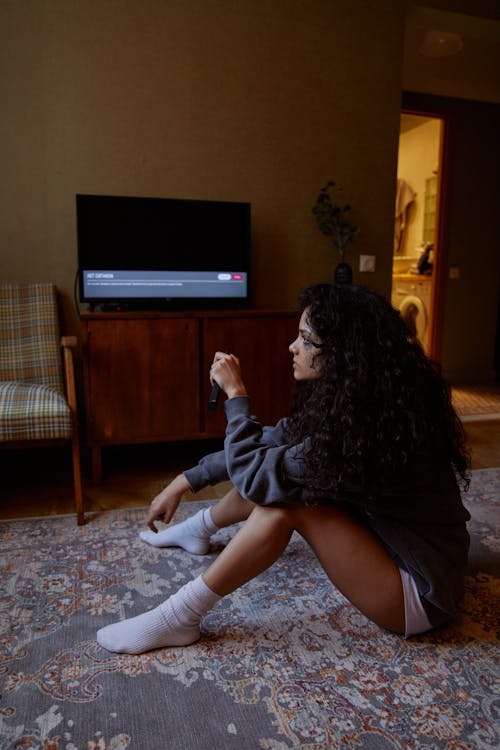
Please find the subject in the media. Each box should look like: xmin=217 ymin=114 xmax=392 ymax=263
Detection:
xmin=146 ymin=474 xmax=191 ymax=532
xmin=210 ymin=351 xmax=248 ymax=400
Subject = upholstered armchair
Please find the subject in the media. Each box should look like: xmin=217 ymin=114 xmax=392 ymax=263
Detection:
xmin=0 ymin=283 xmax=84 ymax=524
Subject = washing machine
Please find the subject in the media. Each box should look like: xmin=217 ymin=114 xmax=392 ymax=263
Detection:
xmin=391 ymin=277 xmax=432 ymax=352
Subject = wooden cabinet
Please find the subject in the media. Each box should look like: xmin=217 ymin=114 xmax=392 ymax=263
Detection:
xmin=81 ymin=310 xmax=297 ymax=478
xmin=202 ymin=314 xmax=298 ymax=434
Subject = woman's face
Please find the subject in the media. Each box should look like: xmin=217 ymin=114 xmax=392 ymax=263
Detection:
xmin=289 ymin=309 xmax=323 ymax=381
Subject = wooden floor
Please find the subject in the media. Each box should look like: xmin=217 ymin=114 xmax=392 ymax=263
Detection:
xmin=1 ymin=420 xmax=499 ymax=523
xmin=0 ymin=438 xmax=230 ymax=521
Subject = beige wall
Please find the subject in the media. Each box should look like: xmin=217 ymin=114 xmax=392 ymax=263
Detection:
xmin=0 ymin=0 xmax=404 ymax=331
xmin=404 ymin=5 xmax=500 ymax=105
xmin=1 ymin=1 xmax=498 ymax=383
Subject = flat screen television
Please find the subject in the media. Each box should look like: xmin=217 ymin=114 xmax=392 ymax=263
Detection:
xmin=76 ymin=194 xmax=251 ymax=310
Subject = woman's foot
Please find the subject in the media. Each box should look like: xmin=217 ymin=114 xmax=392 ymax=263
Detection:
xmin=139 ymin=507 xmax=218 ymax=554
xmin=96 ymin=576 xmax=221 ymax=654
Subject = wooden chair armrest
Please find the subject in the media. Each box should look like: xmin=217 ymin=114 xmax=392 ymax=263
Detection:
xmin=61 ymin=335 xmax=78 ymax=348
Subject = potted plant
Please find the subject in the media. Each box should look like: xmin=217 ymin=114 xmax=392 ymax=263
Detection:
xmin=312 ymin=180 xmax=360 ymax=283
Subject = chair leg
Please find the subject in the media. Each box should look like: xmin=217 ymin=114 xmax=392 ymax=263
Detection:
xmin=71 ymin=434 xmax=85 ymax=525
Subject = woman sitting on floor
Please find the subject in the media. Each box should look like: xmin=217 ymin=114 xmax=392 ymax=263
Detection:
xmin=97 ymin=282 xmax=470 ymax=654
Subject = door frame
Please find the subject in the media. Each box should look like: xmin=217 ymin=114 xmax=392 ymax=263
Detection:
xmin=401 ymin=91 xmax=453 ymax=364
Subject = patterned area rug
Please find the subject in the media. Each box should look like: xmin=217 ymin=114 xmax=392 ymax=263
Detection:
xmin=1 ymin=469 xmax=499 ymax=750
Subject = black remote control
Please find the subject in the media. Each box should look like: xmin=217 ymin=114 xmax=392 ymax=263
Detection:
xmin=208 ymin=382 xmax=222 ymax=411
xmin=208 ymin=351 xmax=230 ymax=410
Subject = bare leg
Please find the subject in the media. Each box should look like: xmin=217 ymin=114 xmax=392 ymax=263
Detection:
xmin=203 ymin=504 xmax=405 ymax=633
xmin=99 ymin=503 xmax=405 ymax=653
xmin=203 ymin=505 xmax=294 ymax=595
xmin=209 ymin=486 xmax=254 ymax=527
xmin=289 ymin=505 xmax=405 ymax=633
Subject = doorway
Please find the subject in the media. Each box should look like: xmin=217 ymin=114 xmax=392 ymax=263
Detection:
xmin=392 ymin=112 xmax=444 ymax=358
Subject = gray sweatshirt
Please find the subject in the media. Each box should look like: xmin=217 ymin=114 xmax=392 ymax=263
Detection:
xmin=184 ymin=396 xmax=470 ymax=626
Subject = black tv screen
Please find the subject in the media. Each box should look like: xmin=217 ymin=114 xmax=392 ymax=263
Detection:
xmin=76 ymin=194 xmax=250 ymax=309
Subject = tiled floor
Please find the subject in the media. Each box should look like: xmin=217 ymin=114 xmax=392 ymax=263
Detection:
xmin=452 ymin=383 xmax=500 ymax=420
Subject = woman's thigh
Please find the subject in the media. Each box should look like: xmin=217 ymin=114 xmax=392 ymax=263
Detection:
xmin=286 ymin=504 xmax=405 ymax=633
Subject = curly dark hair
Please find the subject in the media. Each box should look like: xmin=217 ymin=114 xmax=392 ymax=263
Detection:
xmin=285 ymin=283 xmax=470 ymax=497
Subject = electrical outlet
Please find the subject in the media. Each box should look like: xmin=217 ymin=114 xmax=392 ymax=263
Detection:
xmin=359 ymin=254 xmax=376 ymax=272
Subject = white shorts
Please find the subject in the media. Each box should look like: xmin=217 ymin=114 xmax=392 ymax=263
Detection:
xmin=399 ymin=568 xmax=433 ymax=638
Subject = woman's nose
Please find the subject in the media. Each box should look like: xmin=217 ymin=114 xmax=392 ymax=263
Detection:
xmin=289 ymin=338 xmax=298 ymax=354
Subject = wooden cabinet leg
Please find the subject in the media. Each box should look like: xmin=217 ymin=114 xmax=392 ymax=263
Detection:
xmin=92 ymin=446 xmax=102 ymax=485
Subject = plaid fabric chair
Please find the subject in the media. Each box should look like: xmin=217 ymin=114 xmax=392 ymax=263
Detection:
xmin=0 ymin=283 xmax=84 ymax=524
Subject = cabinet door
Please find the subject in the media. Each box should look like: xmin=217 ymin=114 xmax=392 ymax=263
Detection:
xmin=202 ymin=315 xmax=298 ymax=433
xmin=84 ymin=318 xmax=200 ymax=443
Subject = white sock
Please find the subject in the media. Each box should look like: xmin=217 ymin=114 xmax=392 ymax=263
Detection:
xmin=96 ymin=575 xmax=221 ymax=654
xmin=139 ymin=507 xmax=219 ymax=554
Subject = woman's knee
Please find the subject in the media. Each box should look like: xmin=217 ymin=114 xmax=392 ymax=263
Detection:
xmin=247 ymin=504 xmax=332 ymax=537
xmin=248 ymin=504 xmax=295 ymax=529
xmin=246 ymin=503 xmax=351 ymax=536
xmin=266 ymin=502 xmax=342 ymax=530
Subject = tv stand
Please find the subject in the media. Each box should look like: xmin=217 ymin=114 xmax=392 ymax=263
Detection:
xmin=80 ymin=309 xmax=297 ymax=481
xmin=86 ymin=298 xmax=250 ymax=313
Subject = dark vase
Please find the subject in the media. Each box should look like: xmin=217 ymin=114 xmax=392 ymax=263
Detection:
xmin=334 ymin=262 xmax=353 ymax=284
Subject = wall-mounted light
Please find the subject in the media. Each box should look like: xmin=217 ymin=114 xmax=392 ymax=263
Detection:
xmin=419 ymin=30 xmax=464 ymax=57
